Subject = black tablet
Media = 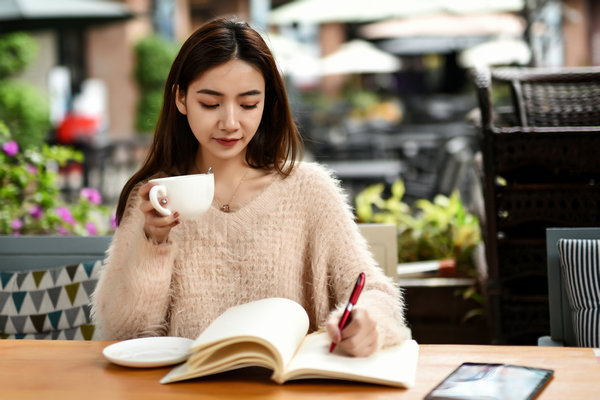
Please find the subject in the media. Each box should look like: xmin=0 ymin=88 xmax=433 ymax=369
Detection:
xmin=425 ymin=362 xmax=554 ymax=400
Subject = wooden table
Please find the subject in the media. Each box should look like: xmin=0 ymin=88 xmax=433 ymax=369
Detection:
xmin=1 ymin=340 xmax=598 ymax=399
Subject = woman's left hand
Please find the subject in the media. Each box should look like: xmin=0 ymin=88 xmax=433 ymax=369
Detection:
xmin=325 ymin=307 xmax=379 ymax=357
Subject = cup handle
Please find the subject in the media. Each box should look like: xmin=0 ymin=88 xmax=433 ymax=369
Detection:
xmin=149 ymin=185 xmax=172 ymax=216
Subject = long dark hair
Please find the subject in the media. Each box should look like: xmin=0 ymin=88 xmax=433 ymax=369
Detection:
xmin=116 ymin=17 xmax=303 ymax=224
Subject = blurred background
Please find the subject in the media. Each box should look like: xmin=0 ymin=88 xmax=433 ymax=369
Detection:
xmin=1 ymin=0 xmax=599 ymax=345
xmin=3 ymin=0 xmax=592 ymax=206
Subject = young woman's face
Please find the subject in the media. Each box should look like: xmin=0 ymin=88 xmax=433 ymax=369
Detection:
xmin=175 ymin=59 xmax=266 ymax=164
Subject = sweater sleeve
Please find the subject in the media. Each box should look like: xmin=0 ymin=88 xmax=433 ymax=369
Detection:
xmin=305 ymin=163 xmax=411 ymax=349
xmin=91 ymin=184 xmax=178 ymax=340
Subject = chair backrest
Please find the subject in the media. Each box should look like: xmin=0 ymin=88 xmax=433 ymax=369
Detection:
xmin=495 ymin=67 xmax=600 ymax=127
xmin=546 ymin=227 xmax=600 ymax=346
xmin=481 ymin=66 xmax=600 ymax=128
xmin=358 ymin=224 xmax=398 ymax=281
xmin=0 ymin=235 xmax=112 ymax=340
xmin=0 ymin=235 xmax=112 ymax=272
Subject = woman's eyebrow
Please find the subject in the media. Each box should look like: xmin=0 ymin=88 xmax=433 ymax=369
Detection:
xmin=196 ymin=89 xmax=222 ymax=96
xmin=195 ymin=89 xmax=262 ymax=97
xmin=239 ymin=89 xmax=262 ymax=97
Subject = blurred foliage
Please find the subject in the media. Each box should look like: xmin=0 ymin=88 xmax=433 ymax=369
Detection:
xmin=0 ymin=80 xmax=50 ymax=148
xmin=136 ymin=89 xmax=164 ymax=134
xmin=0 ymin=32 xmax=38 ymax=79
xmin=0 ymin=32 xmax=114 ymax=236
xmin=300 ymin=87 xmax=403 ymax=130
xmin=134 ymin=35 xmax=179 ymax=88
xmin=347 ymin=89 xmax=380 ymax=111
xmin=344 ymin=87 xmax=403 ymax=124
xmin=356 ymin=180 xmax=481 ymax=276
xmin=0 ymin=32 xmax=50 ymax=149
xmin=0 ymin=121 xmax=115 ymax=236
xmin=134 ymin=35 xmax=179 ymax=133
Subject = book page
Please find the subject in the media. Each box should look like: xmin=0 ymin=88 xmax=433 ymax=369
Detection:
xmin=190 ymin=298 xmax=309 ymax=369
xmin=279 ymin=332 xmax=419 ymax=387
xmin=161 ymin=341 xmax=282 ymax=384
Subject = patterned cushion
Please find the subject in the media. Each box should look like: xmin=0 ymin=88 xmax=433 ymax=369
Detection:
xmin=0 ymin=260 xmax=103 ymax=340
xmin=557 ymin=239 xmax=600 ymax=347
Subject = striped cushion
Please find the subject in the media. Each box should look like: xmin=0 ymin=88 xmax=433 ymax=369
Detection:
xmin=557 ymin=239 xmax=600 ymax=347
xmin=0 ymin=260 xmax=103 ymax=340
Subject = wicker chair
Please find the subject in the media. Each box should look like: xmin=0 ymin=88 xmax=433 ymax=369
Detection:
xmin=489 ymin=67 xmax=600 ymax=127
xmin=471 ymin=66 xmax=600 ymax=344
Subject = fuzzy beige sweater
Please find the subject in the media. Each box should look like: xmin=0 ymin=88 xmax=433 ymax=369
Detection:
xmin=92 ymin=162 xmax=409 ymax=349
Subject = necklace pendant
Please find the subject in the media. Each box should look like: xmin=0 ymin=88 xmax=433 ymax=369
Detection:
xmin=221 ymin=204 xmax=231 ymax=213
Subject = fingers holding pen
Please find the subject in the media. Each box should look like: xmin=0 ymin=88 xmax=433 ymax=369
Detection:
xmin=340 ymin=308 xmax=378 ymax=357
xmin=326 ymin=307 xmax=378 ymax=357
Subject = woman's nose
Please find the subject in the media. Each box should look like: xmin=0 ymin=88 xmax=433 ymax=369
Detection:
xmin=219 ymin=104 xmax=240 ymax=131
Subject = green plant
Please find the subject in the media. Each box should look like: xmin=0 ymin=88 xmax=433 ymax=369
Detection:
xmin=355 ymin=180 xmax=481 ymax=276
xmin=0 ymin=79 xmax=50 ymax=148
xmin=0 ymin=121 xmax=115 ymax=236
xmin=0 ymin=32 xmax=50 ymax=149
xmin=134 ymin=35 xmax=179 ymax=133
xmin=0 ymin=32 xmax=38 ymax=79
xmin=136 ymin=89 xmax=164 ymax=133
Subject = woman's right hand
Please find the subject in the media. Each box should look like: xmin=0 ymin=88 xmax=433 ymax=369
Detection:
xmin=138 ymin=182 xmax=180 ymax=244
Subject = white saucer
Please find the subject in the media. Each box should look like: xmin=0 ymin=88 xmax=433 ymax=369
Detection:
xmin=103 ymin=336 xmax=194 ymax=368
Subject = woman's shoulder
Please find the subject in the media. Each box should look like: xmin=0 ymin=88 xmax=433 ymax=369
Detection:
xmin=284 ymin=161 xmax=348 ymax=203
xmin=290 ymin=161 xmax=339 ymax=186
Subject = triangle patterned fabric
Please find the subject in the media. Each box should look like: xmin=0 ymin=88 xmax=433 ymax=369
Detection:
xmin=0 ymin=260 xmax=103 ymax=340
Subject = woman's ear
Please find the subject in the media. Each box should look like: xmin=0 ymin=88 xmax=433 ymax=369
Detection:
xmin=174 ymin=85 xmax=187 ymax=115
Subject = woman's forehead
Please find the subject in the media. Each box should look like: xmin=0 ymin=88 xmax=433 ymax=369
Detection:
xmin=191 ymin=59 xmax=265 ymax=91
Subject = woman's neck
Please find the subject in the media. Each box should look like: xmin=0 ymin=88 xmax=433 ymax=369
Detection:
xmin=195 ymin=152 xmax=277 ymax=212
xmin=194 ymin=153 xmax=249 ymax=184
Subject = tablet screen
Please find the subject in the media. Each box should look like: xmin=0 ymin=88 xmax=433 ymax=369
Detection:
xmin=425 ymin=362 xmax=554 ymax=400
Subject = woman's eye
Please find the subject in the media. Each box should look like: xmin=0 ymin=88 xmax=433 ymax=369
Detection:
xmin=241 ymin=104 xmax=258 ymax=110
xmin=201 ymin=103 xmax=219 ymax=109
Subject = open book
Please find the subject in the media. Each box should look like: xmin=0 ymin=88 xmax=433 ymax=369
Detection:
xmin=160 ymin=297 xmax=419 ymax=387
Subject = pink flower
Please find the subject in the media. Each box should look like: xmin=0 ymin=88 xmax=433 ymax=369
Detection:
xmin=80 ymin=188 xmax=102 ymax=205
xmin=29 ymin=205 xmax=43 ymax=219
xmin=10 ymin=218 xmax=23 ymax=230
xmin=110 ymin=214 xmax=117 ymax=230
xmin=58 ymin=226 xmax=68 ymax=235
xmin=27 ymin=164 xmax=37 ymax=174
xmin=2 ymin=140 xmax=18 ymax=156
xmin=85 ymin=222 xmax=97 ymax=236
xmin=56 ymin=207 xmax=75 ymax=225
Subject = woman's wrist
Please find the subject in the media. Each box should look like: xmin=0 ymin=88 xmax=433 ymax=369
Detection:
xmin=144 ymin=228 xmax=169 ymax=245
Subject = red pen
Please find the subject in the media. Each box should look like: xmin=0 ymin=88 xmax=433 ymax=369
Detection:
xmin=329 ymin=272 xmax=366 ymax=353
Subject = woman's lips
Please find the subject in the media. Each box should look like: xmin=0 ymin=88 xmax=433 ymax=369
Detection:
xmin=214 ymin=138 xmax=240 ymax=147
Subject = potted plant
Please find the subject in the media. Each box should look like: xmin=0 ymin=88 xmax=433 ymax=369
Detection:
xmin=0 ymin=121 xmax=115 ymax=236
xmin=356 ymin=180 xmax=488 ymax=342
xmin=355 ymin=179 xmax=481 ymax=277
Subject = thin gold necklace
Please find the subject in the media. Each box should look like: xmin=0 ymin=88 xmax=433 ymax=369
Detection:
xmin=219 ymin=169 xmax=250 ymax=213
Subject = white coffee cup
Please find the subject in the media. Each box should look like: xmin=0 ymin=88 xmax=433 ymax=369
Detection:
xmin=149 ymin=173 xmax=214 ymax=219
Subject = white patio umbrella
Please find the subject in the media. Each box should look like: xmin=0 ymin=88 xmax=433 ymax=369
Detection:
xmin=360 ymin=13 xmax=525 ymax=39
xmin=261 ymin=32 xmax=321 ymax=80
xmin=270 ymin=0 xmax=425 ymax=24
xmin=320 ymin=39 xmax=401 ymax=75
xmin=269 ymin=0 xmax=525 ymax=25
xmin=458 ymin=38 xmax=532 ymax=68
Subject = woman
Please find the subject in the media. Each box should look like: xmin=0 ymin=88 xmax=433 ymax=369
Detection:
xmin=92 ymin=17 xmax=409 ymax=357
